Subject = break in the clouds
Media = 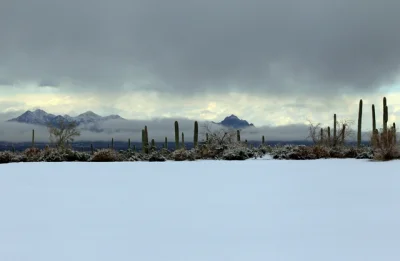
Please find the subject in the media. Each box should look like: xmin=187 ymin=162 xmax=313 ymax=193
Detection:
xmin=1 ymin=0 xmax=400 ymax=97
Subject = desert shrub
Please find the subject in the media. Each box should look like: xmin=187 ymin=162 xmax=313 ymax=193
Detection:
xmin=23 ymin=147 xmax=41 ymax=160
xmin=64 ymin=149 xmax=91 ymax=161
xmin=171 ymin=149 xmax=196 ymax=161
xmin=0 ymin=151 xmax=13 ymax=164
xmin=371 ymin=128 xmax=399 ymax=161
xmin=222 ymin=146 xmax=255 ymax=160
xmin=148 ymin=151 xmax=166 ymax=162
xmin=38 ymin=147 xmax=66 ymax=162
xmin=90 ymin=149 xmax=120 ymax=162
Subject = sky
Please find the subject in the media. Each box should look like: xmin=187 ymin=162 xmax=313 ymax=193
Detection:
xmin=1 ymin=0 xmax=400 ymax=141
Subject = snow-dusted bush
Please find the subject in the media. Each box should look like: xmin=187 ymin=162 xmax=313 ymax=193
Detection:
xmin=90 ymin=149 xmax=120 ymax=162
xmin=171 ymin=148 xmax=196 ymax=161
xmin=0 ymin=151 xmax=13 ymax=164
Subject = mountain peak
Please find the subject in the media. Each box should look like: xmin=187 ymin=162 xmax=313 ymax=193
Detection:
xmin=219 ymin=114 xmax=254 ymax=129
xmin=77 ymin=111 xmax=101 ymax=118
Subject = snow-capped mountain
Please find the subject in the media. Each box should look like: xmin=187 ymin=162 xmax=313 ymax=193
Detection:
xmin=216 ymin=114 xmax=255 ymax=129
xmin=7 ymin=109 xmax=125 ymax=127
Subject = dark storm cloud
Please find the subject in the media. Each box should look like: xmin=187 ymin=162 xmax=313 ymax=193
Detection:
xmin=1 ymin=0 xmax=400 ymax=96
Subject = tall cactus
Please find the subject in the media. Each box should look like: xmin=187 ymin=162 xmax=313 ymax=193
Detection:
xmin=383 ymin=97 xmax=388 ymax=133
xmin=174 ymin=121 xmax=179 ymax=150
xmin=342 ymin=124 xmax=346 ymax=144
xmin=194 ymin=121 xmax=199 ymax=148
xmin=262 ymin=135 xmax=265 ymax=145
xmin=164 ymin=137 xmax=168 ymax=149
xmin=320 ymin=128 xmax=323 ymax=144
xmin=206 ymin=133 xmax=209 ymax=142
xmin=144 ymin=126 xmax=149 ymax=153
xmin=237 ymin=130 xmax=241 ymax=142
xmin=128 ymin=138 xmax=131 ymax=149
xmin=31 ymin=129 xmax=35 ymax=148
xmin=357 ymin=99 xmax=363 ymax=147
xmin=111 ymin=137 xmax=114 ymax=150
xmin=151 ymin=139 xmax=155 ymax=151
xmin=181 ymin=132 xmax=185 ymax=149
xmin=393 ymin=122 xmax=397 ymax=144
xmin=141 ymin=129 xmax=145 ymax=153
xmin=90 ymin=143 xmax=94 ymax=155
xmin=333 ymin=114 xmax=337 ymax=147
xmin=372 ymin=104 xmax=376 ymax=132
xmin=327 ymin=126 xmax=331 ymax=146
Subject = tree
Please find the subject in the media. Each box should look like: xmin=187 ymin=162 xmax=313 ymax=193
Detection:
xmin=48 ymin=118 xmax=80 ymax=149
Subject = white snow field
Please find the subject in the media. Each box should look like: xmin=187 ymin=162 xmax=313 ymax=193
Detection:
xmin=1 ymin=159 xmax=400 ymax=261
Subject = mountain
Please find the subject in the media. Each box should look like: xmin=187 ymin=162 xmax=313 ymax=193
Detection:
xmin=7 ymin=109 xmax=125 ymax=128
xmin=216 ymin=114 xmax=255 ymax=129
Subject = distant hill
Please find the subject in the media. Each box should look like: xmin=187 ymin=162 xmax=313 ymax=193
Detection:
xmin=214 ymin=114 xmax=255 ymax=129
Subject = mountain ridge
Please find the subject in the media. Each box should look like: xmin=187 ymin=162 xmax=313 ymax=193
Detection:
xmin=7 ymin=109 xmax=125 ymax=127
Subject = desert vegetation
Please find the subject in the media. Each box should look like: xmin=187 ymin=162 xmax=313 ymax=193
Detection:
xmin=0 ymin=96 xmax=399 ymax=164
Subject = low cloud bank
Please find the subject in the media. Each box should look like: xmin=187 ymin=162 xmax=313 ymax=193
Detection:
xmin=0 ymin=116 xmax=369 ymax=143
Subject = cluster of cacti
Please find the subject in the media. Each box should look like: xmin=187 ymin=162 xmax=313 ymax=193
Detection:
xmin=371 ymin=96 xmax=398 ymax=147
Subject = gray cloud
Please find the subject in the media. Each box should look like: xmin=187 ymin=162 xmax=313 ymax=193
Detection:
xmin=1 ymin=0 xmax=400 ymax=97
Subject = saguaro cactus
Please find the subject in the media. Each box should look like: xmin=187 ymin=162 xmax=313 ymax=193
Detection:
xmin=181 ymin=132 xmax=185 ymax=149
xmin=237 ymin=130 xmax=241 ymax=142
xmin=174 ymin=121 xmax=179 ymax=150
xmin=194 ymin=121 xmax=199 ymax=148
xmin=342 ymin=124 xmax=346 ymax=144
xmin=31 ymin=129 xmax=35 ymax=148
xmin=151 ymin=139 xmax=155 ymax=151
xmin=393 ymin=122 xmax=397 ymax=144
xmin=357 ymin=99 xmax=363 ymax=147
xmin=128 ymin=138 xmax=131 ymax=149
xmin=90 ymin=143 xmax=94 ymax=155
xmin=320 ymin=128 xmax=323 ymax=144
xmin=327 ymin=126 xmax=331 ymax=146
xmin=164 ymin=137 xmax=168 ymax=149
xmin=333 ymin=114 xmax=337 ymax=146
xmin=144 ymin=126 xmax=149 ymax=153
xmin=262 ymin=135 xmax=265 ymax=145
xmin=383 ymin=97 xmax=388 ymax=133
xmin=372 ymin=104 xmax=376 ymax=132
xmin=111 ymin=137 xmax=114 ymax=149
xmin=141 ymin=129 xmax=145 ymax=153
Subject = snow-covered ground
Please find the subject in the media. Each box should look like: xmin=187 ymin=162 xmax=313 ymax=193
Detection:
xmin=1 ymin=158 xmax=400 ymax=261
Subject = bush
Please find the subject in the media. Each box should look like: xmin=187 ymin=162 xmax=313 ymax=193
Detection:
xmin=148 ymin=151 xmax=166 ymax=162
xmin=0 ymin=151 xmax=13 ymax=164
xmin=38 ymin=147 xmax=66 ymax=162
xmin=90 ymin=149 xmax=120 ymax=162
xmin=222 ymin=146 xmax=255 ymax=160
xmin=171 ymin=149 xmax=196 ymax=161
xmin=371 ymin=128 xmax=399 ymax=161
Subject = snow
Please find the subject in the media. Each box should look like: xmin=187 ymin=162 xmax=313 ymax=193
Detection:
xmin=1 ymin=158 xmax=400 ymax=261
